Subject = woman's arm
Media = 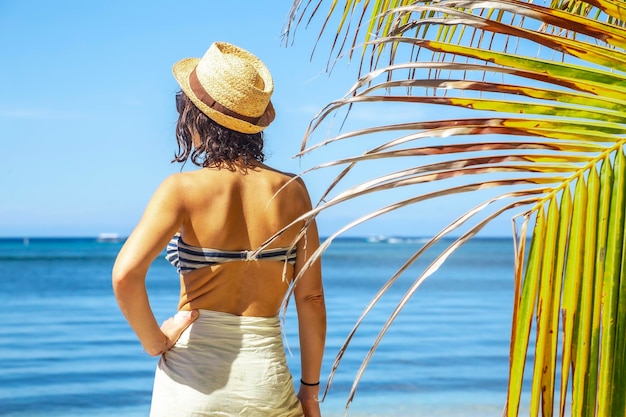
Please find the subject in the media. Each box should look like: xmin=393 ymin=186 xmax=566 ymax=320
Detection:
xmin=293 ymin=215 xmax=326 ymax=417
xmin=112 ymin=175 xmax=196 ymax=355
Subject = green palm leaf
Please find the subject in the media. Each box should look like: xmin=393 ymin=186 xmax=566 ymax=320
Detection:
xmin=598 ymin=147 xmax=626 ymax=415
xmin=285 ymin=0 xmax=626 ymax=415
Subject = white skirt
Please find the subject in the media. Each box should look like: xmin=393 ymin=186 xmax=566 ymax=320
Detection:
xmin=150 ymin=310 xmax=304 ymax=417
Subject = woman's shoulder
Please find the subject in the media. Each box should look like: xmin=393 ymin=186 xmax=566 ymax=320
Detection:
xmin=153 ymin=172 xmax=205 ymax=200
xmin=263 ymin=167 xmax=310 ymax=194
xmin=258 ymin=164 xmax=303 ymax=183
xmin=159 ymin=171 xmax=195 ymax=189
xmin=162 ymin=169 xmax=223 ymax=186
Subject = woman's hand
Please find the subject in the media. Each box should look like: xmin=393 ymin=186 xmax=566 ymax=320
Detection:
xmin=153 ymin=310 xmax=199 ymax=355
xmin=297 ymin=384 xmax=322 ymax=417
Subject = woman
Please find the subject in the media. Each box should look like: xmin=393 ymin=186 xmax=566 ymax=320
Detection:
xmin=112 ymin=42 xmax=326 ymax=417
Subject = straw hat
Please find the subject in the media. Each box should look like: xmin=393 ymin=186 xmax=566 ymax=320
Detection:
xmin=172 ymin=42 xmax=275 ymax=134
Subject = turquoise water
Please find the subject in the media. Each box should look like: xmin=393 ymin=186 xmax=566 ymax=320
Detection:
xmin=0 ymin=237 xmax=524 ymax=416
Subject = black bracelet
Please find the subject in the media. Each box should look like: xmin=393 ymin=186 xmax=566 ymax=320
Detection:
xmin=300 ymin=378 xmax=320 ymax=386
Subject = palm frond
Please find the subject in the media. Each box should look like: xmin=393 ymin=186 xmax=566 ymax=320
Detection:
xmin=286 ymin=0 xmax=626 ymax=415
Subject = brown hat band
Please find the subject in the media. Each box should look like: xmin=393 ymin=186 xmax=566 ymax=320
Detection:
xmin=189 ymin=68 xmax=262 ymax=125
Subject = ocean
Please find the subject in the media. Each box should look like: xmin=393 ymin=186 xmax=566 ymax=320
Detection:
xmin=0 ymin=236 xmax=525 ymax=417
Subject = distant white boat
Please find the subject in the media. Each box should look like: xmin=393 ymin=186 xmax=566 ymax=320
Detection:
xmin=97 ymin=233 xmax=123 ymax=243
xmin=367 ymin=235 xmax=403 ymax=243
xmin=366 ymin=235 xmax=427 ymax=244
xmin=367 ymin=235 xmax=388 ymax=243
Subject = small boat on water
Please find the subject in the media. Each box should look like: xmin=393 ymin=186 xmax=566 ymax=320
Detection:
xmin=366 ymin=235 xmax=428 ymax=244
xmin=367 ymin=235 xmax=405 ymax=243
xmin=97 ymin=233 xmax=123 ymax=243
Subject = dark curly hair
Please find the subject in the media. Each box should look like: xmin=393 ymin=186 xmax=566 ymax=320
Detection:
xmin=172 ymin=91 xmax=265 ymax=169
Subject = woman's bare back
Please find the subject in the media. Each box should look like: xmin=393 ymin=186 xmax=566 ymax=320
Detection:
xmin=173 ymin=163 xmax=311 ymax=316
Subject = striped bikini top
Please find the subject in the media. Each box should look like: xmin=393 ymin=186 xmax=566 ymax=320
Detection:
xmin=166 ymin=234 xmax=297 ymax=274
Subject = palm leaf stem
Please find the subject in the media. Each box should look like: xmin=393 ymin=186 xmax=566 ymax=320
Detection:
xmin=525 ymin=140 xmax=626 ymax=215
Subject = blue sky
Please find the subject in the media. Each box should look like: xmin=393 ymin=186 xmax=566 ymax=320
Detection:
xmin=0 ymin=1 xmax=515 ymax=238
